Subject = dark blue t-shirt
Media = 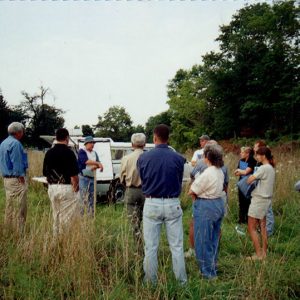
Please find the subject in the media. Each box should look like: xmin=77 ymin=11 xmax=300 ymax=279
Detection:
xmin=137 ymin=144 xmax=185 ymax=198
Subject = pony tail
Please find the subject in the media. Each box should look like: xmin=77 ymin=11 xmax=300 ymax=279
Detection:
xmin=269 ymin=155 xmax=276 ymax=168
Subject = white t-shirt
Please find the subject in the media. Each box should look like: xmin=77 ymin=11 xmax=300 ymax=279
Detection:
xmin=85 ymin=149 xmax=97 ymax=171
xmin=191 ymin=149 xmax=204 ymax=164
xmin=191 ymin=166 xmax=224 ymax=199
xmin=252 ymin=164 xmax=275 ymax=199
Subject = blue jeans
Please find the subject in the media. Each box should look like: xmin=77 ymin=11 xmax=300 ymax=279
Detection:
xmin=79 ymin=175 xmax=94 ymax=215
xmin=266 ymin=204 xmax=275 ymax=236
xmin=143 ymin=198 xmax=187 ymax=284
xmin=193 ymin=198 xmax=224 ymax=279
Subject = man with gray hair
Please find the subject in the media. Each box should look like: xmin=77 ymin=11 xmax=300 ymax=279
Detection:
xmin=120 ymin=133 xmax=146 ymax=249
xmin=191 ymin=134 xmax=210 ymax=167
xmin=0 ymin=122 xmax=28 ymax=233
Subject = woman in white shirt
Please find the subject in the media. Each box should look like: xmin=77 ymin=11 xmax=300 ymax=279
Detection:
xmin=188 ymin=144 xmax=225 ymax=279
xmin=247 ymin=146 xmax=275 ymax=260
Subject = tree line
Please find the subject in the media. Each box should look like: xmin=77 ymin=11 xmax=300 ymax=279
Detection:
xmin=0 ymin=1 xmax=299 ymax=150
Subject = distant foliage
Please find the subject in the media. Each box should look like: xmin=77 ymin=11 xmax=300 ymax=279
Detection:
xmin=0 ymin=91 xmax=11 ymax=141
xmin=0 ymin=89 xmax=27 ymax=142
xmin=145 ymin=111 xmax=171 ymax=143
xmin=95 ymin=106 xmax=133 ymax=141
xmin=167 ymin=1 xmax=300 ymax=151
xmin=17 ymin=86 xmax=65 ymax=148
xmin=81 ymin=125 xmax=94 ymax=137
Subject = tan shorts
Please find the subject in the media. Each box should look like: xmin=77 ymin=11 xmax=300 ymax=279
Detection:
xmin=248 ymin=196 xmax=271 ymax=220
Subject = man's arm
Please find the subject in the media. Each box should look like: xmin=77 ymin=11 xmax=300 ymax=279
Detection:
xmin=120 ymin=157 xmax=127 ymax=186
xmin=71 ymin=175 xmax=79 ymax=192
xmin=85 ymin=160 xmax=103 ymax=171
xmin=136 ymin=156 xmax=144 ymax=182
xmin=70 ymin=151 xmax=79 ymax=191
xmin=11 ymin=143 xmax=25 ymax=177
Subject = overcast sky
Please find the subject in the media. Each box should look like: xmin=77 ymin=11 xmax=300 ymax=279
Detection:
xmin=0 ymin=0 xmax=268 ymax=129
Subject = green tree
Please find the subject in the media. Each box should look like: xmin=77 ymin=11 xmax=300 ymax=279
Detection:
xmin=0 ymin=89 xmax=26 ymax=141
xmin=167 ymin=0 xmax=300 ymax=147
xmin=95 ymin=106 xmax=133 ymax=141
xmin=212 ymin=0 xmax=300 ymax=137
xmin=131 ymin=124 xmax=145 ymax=135
xmin=17 ymin=86 xmax=65 ymax=147
xmin=145 ymin=111 xmax=171 ymax=143
xmin=167 ymin=67 xmax=212 ymax=151
xmin=82 ymin=124 xmax=94 ymax=137
xmin=0 ymin=90 xmax=11 ymax=141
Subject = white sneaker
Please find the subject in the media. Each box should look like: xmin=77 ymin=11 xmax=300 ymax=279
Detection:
xmin=235 ymin=225 xmax=246 ymax=236
xmin=184 ymin=248 xmax=195 ymax=258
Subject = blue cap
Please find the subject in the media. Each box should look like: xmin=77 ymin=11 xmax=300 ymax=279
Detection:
xmin=84 ymin=136 xmax=95 ymax=145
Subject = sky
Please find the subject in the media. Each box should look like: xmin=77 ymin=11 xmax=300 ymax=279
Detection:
xmin=0 ymin=0 xmax=269 ymax=129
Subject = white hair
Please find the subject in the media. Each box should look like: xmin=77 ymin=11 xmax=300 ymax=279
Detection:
xmin=204 ymin=141 xmax=224 ymax=155
xmin=8 ymin=122 xmax=24 ymax=135
xmin=131 ymin=133 xmax=146 ymax=147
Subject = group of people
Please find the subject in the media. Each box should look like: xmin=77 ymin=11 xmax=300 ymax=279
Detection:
xmin=0 ymin=121 xmax=296 ymax=283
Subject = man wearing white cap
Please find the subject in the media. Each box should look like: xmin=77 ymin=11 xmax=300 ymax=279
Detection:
xmin=120 ymin=133 xmax=146 ymax=248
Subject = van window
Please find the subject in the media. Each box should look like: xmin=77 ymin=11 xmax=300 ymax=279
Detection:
xmin=111 ymin=149 xmax=129 ymax=160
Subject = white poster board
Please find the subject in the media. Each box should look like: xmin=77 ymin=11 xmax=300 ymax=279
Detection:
xmin=78 ymin=141 xmax=114 ymax=181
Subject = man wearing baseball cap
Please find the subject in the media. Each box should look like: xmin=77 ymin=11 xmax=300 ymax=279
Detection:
xmin=78 ymin=136 xmax=103 ymax=216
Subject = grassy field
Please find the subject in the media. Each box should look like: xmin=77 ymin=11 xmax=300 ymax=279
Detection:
xmin=0 ymin=146 xmax=299 ymax=299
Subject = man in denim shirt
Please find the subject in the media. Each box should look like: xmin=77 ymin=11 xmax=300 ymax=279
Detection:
xmin=0 ymin=122 xmax=28 ymax=232
xmin=137 ymin=124 xmax=187 ymax=284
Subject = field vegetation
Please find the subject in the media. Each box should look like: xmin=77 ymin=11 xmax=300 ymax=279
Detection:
xmin=0 ymin=144 xmax=299 ymax=299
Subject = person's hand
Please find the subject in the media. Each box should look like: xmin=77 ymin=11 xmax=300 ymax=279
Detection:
xmin=19 ymin=176 xmax=25 ymax=184
xmin=234 ymin=169 xmax=241 ymax=176
xmin=188 ymin=189 xmax=197 ymax=201
xmin=97 ymin=162 xmax=104 ymax=171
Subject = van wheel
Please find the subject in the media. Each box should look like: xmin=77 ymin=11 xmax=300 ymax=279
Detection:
xmin=107 ymin=180 xmax=125 ymax=205
xmin=114 ymin=183 xmax=125 ymax=203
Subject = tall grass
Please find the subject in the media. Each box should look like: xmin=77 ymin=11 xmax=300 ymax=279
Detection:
xmin=0 ymin=147 xmax=299 ymax=299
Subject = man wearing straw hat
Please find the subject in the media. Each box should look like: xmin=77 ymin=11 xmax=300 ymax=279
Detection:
xmin=0 ymin=122 xmax=28 ymax=233
xmin=120 ymin=133 xmax=146 ymax=248
xmin=78 ymin=136 xmax=103 ymax=216
xmin=43 ymin=128 xmax=80 ymax=235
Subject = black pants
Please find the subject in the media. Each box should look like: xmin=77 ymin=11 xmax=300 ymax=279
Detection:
xmin=238 ymin=189 xmax=250 ymax=224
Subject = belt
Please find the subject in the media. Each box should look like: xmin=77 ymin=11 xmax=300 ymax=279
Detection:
xmin=127 ymin=186 xmax=142 ymax=189
xmin=80 ymin=173 xmax=94 ymax=179
xmin=196 ymin=197 xmax=222 ymax=201
xmin=3 ymin=175 xmax=20 ymax=178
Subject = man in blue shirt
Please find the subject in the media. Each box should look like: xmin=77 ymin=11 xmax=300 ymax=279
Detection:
xmin=137 ymin=124 xmax=187 ymax=284
xmin=0 ymin=122 xmax=28 ymax=232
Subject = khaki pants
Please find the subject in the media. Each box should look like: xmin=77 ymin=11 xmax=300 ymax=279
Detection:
xmin=48 ymin=184 xmax=80 ymax=236
xmin=4 ymin=177 xmax=28 ymax=232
